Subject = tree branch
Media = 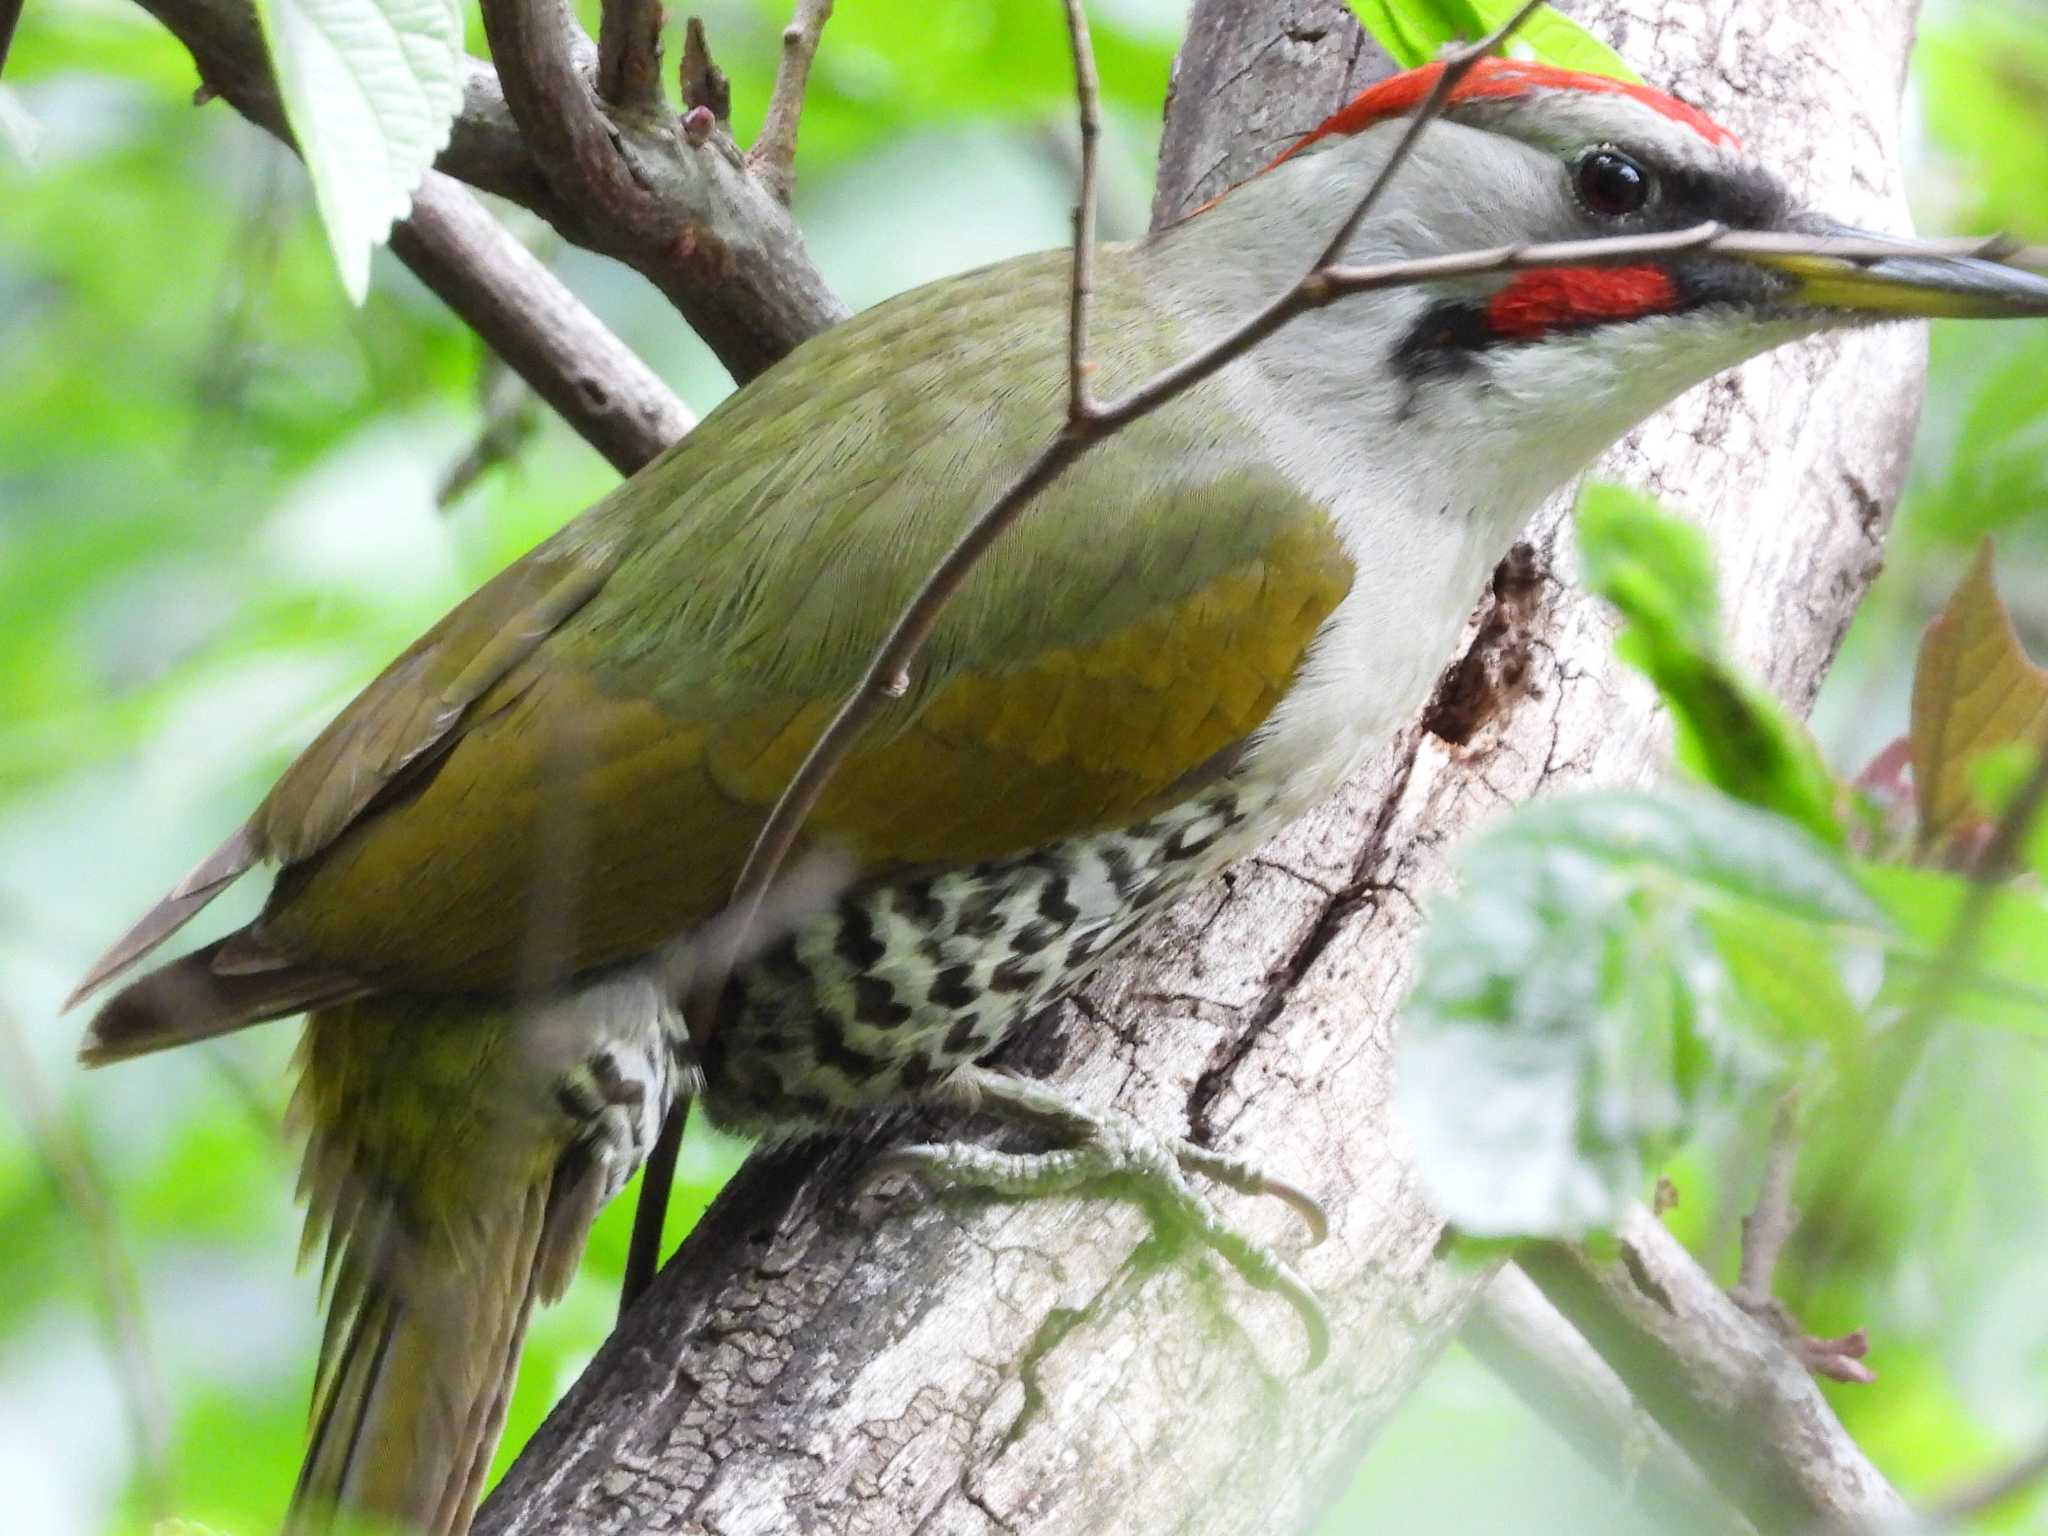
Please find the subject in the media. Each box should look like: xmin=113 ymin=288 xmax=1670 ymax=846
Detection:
xmin=134 ymin=0 xmax=846 ymax=383
xmin=595 ymin=0 xmax=665 ymax=113
xmin=392 ymin=173 xmax=695 ymax=476
xmin=126 ymin=0 xmax=701 ymax=471
xmin=482 ymin=0 xmax=673 ymax=246
xmin=476 ymin=0 xmax=1939 ymax=1527
xmin=747 ymin=0 xmax=832 ymax=205
xmin=1464 ymin=1266 xmax=1746 ymax=1535
xmin=1519 ymin=1206 xmax=1908 ymax=1532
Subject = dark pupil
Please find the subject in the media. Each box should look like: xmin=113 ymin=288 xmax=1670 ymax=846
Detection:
xmin=1579 ymin=150 xmax=1648 ymax=217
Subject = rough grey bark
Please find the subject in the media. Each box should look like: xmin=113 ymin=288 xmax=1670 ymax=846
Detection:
xmin=1152 ymin=0 xmax=1397 ymax=226
xmin=477 ymin=1 xmax=1928 ymax=1531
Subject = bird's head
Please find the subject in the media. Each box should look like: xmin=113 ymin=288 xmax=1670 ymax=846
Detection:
xmin=1163 ymin=57 xmax=2048 ymax=503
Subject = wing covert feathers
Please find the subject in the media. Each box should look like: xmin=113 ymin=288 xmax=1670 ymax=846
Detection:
xmin=258 ymin=543 xmax=618 ymax=866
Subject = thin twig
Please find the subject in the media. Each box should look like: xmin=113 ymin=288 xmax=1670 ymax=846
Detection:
xmin=748 ymin=0 xmax=832 ymax=204
xmin=596 ymin=0 xmax=667 ymax=112
xmin=711 ymin=1 xmax=1550 ymax=1038
xmin=0 ymin=1007 xmax=171 ymax=1519
xmin=1734 ymin=1091 xmax=1801 ymax=1305
xmin=1925 ymin=1434 xmax=2048 ymax=1526
xmin=620 ymin=1100 xmax=687 ymax=1311
xmin=1063 ymin=0 xmax=1100 ymax=415
xmin=1726 ymin=1093 xmax=1874 ymax=1385
xmin=438 ymin=359 xmax=543 ymax=508
xmin=1078 ymin=1 xmax=1551 ymax=432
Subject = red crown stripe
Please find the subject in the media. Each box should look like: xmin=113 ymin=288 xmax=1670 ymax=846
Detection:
xmin=1274 ymin=57 xmax=1740 ymax=171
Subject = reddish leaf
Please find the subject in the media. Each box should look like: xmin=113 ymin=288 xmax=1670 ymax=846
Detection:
xmin=1910 ymin=541 xmax=2048 ymax=858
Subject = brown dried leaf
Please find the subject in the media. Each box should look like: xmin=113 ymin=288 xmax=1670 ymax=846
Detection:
xmin=1910 ymin=541 xmax=2048 ymax=857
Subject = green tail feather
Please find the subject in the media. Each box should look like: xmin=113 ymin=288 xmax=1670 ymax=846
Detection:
xmin=284 ymin=1189 xmax=547 ymax=1536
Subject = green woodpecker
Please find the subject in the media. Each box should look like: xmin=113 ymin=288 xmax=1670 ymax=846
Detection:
xmin=69 ymin=57 xmax=2048 ymax=1536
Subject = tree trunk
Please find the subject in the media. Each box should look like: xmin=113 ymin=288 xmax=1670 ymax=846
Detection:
xmin=476 ymin=0 xmax=1926 ymax=1529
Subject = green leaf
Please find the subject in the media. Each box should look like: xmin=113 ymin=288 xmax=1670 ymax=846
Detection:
xmin=1576 ymin=481 xmax=1844 ymax=845
xmin=1398 ymin=788 xmax=1881 ymax=1237
xmin=252 ymin=0 xmax=464 ymax=301
xmin=1459 ymin=0 xmax=1640 ymax=81
xmin=1703 ymin=902 xmax=1872 ymax=1060
xmin=1576 ymin=481 xmax=1719 ymax=650
xmin=1349 ymin=1 xmax=1639 ymax=81
xmin=1494 ymin=790 xmax=1880 ymax=925
xmin=1351 ymin=0 xmax=1449 ymax=66
xmin=1969 ymin=742 xmax=2048 ymax=879
xmin=1861 ymin=864 xmax=2048 ymax=1038
xmin=1918 ymin=11 xmax=2048 ymax=241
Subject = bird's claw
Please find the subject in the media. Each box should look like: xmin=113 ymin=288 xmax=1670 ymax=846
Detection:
xmin=864 ymin=1067 xmax=1332 ymax=1370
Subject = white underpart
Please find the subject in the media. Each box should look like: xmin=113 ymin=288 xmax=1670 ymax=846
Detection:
xmin=1134 ymin=107 xmax=1809 ymax=805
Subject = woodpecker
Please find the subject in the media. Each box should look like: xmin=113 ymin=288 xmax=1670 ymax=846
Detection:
xmin=68 ymin=56 xmax=2048 ymax=1536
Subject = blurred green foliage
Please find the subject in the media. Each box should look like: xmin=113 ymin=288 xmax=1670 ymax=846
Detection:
xmin=1351 ymin=0 xmax=1639 ymax=80
xmin=1 ymin=0 xmax=2045 ymax=1533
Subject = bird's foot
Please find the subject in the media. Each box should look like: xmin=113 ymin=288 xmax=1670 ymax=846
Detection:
xmin=865 ymin=1064 xmax=1330 ymax=1368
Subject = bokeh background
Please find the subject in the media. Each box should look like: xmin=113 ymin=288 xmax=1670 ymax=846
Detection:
xmin=2 ymin=0 xmax=2044 ymax=1531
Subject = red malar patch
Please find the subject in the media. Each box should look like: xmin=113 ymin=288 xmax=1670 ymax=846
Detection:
xmin=1484 ymin=266 xmax=1680 ymax=339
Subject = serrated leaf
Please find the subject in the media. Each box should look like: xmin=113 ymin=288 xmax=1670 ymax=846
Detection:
xmin=1398 ymin=787 xmax=1880 ymax=1238
xmin=1911 ymin=541 xmax=2048 ymax=857
xmin=1577 ymin=482 xmax=1843 ymax=845
xmin=253 ymin=0 xmax=464 ymax=302
xmin=1350 ymin=1 xmax=1639 ymax=80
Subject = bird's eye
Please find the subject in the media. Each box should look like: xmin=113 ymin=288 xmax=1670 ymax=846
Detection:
xmin=1575 ymin=148 xmax=1652 ymax=218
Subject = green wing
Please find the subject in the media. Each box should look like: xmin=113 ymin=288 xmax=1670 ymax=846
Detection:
xmin=98 ymin=247 xmax=1357 ymax=998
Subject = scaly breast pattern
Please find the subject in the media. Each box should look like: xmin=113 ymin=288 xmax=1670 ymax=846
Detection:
xmin=701 ymin=778 xmax=1285 ymax=1131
